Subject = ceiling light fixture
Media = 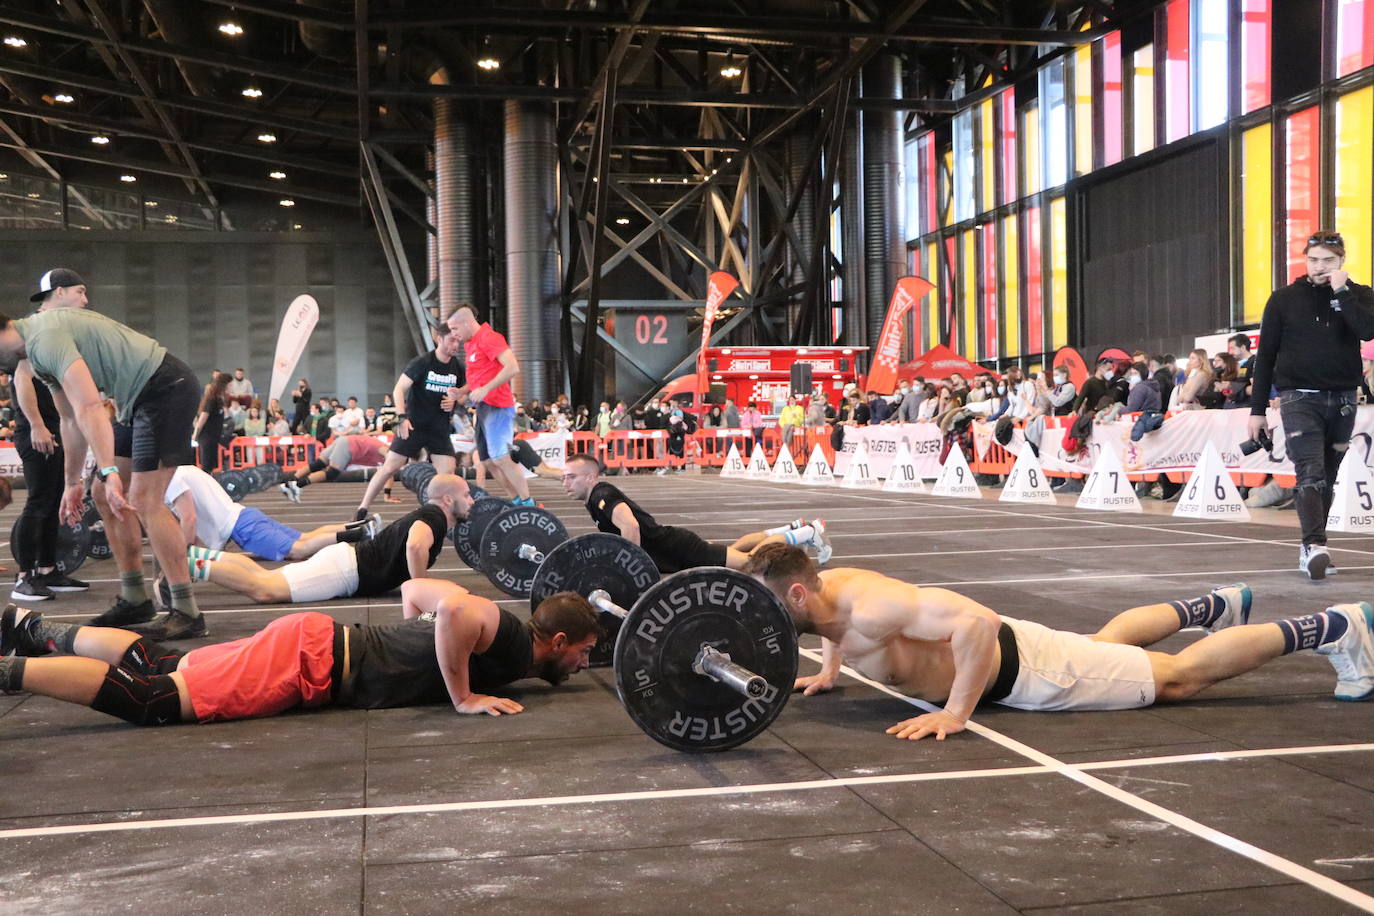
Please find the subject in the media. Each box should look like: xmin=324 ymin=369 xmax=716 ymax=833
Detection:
xmin=292 ymin=223 xmax=303 ymax=230
xmin=165 ymin=214 xmax=178 ymax=222
xmin=279 ymin=198 xmax=295 ymax=207
xmin=144 ymin=200 xmax=158 ymax=207
xmin=476 ymin=35 xmax=499 ymax=70
xmin=241 ymin=86 xmax=262 ymax=98
xmin=3 ymin=36 xmax=27 ymax=49
xmin=53 ymin=93 xmax=74 ymax=104
xmin=219 ymin=22 xmax=243 ymax=37
xmin=119 ymin=174 xmax=136 ymax=183
xmin=268 ymin=170 xmax=286 ymax=180
xmin=257 ymin=132 xmax=277 ymax=143
xmin=615 ymin=217 xmax=630 ymax=225
xmin=90 ymin=134 xmax=110 ymax=145
xmin=720 ymin=52 xmax=742 ymax=79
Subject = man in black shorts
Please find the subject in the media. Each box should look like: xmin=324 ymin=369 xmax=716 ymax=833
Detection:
xmin=180 ymin=474 xmax=472 ymax=604
xmin=0 ymin=578 xmax=600 ymax=725
xmin=472 ymin=435 xmax=562 ymax=484
xmin=0 ymin=271 xmax=203 ymax=639
xmin=559 ymin=453 xmax=831 ymax=574
xmin=354 ymin=328 xmax=466 ymax=521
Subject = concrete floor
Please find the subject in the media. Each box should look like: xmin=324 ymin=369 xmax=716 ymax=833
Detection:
xmin=1 ymin=471 xmax=1372 ymax=914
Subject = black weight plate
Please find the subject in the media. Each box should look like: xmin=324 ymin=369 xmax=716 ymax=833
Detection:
xmin=451 ymin=496 xmax=509 ymax=571
xmin=614 ymin=567 xmax=798 ymax=753
xmin=397 ymin=463 xmax=427 ymax=493
xmin=414 ymin=464 xmax=439 ymax=506
xmin=218 ymin=469 xmax=250 ymax=502
xmin=11 ymin=516 xmax=91 ymax=574
xmin=530 ymin=533 xmax=659 ymax=668
xmin=259 ymin=463 xmax=283 ymax=487
xmin=84 ymin=505 xmax=111 ymax=560
xmin=242 ymin=465 xmax=268 ymax=493
xmin=478 ymin=506 xmax=568 ymax=598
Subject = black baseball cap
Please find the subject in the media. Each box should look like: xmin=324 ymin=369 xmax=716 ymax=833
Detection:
xmin=30 ymin=268 xmax=86 ymax=302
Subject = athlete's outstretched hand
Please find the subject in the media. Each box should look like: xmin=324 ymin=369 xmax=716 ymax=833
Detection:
xmin=886 ymin=711 xmax=966 ymax=741
xmin=794 ymin=673 xmax=837 ymax=696
xmin=455 ymin=694 xmax=525 ymax=716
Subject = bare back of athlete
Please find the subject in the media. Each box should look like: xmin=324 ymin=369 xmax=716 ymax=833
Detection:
xmin=807 ymin=568 xmax=1002 ymax=703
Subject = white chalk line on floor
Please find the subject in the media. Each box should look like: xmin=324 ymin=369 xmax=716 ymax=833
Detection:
xmin=796 ymin=648 xmax=1374 ymax=913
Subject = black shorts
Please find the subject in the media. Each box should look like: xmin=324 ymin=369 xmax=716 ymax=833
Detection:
xmin=126 ymin=354 xmax=199 ymax=473
xmin=644 ymin=526 xmax=728 ymax=574
xmin=113 ymin=421 xmax=132 ymax=459
xmin=389 ymin=424 xmax=455 ymax=461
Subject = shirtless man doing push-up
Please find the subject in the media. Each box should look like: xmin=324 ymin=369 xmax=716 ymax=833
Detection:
xmin=743 ymin=544 xmax=1374 ymax=742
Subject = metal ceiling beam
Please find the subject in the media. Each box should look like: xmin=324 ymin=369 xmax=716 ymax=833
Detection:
xmin=0 ymin=116 xmax=114 ymax=228
xmin=197 ymin=0 xmax=353 ymax=29
xmin=0 ymin=59 xmax=357 ymax=141
xmin=372 ymin=83 xmax=958 ymax=112
xmin=563 ymin=0 xmax=650 ymax=144
xmin=0 ymin=8 xmax=350 ymax=92
xmin=367 ymin=8 xmax=1099 ymax=46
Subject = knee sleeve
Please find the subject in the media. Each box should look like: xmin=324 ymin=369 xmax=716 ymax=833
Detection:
xmin=324 ymin=466 xmax=342 ymax=482
xmin=90 ymin=666 xmax=183 ymax=726
xmin=308 ymin=458 xmax=328 ymax=474
xmin=119 ymin=637 xmax=185 ymax=677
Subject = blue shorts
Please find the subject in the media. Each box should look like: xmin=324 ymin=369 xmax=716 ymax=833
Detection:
xmin=475 ymin=403 xmax=516 ymax=461
xmin=231 ymin=507 xmax=302 ymax=562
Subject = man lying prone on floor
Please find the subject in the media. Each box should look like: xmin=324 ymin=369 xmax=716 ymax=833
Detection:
xmin=0 ymin=578 xmax=600 ymax=724
xmin=743 ymin=544 xmax=1374 ymax=742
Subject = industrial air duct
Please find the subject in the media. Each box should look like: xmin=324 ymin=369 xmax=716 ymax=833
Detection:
xmin=503 ymin=100 xmax=559 ymax=401
xmin=861 ymin=54 xmax=907 ymax=347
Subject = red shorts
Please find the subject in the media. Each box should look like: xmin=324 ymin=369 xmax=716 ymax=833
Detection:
xmin=179 ymin=612 xmax=336 ymax=723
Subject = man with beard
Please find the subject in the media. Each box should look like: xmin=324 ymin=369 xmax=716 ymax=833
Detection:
xmin=0 ymin=579 xmax=601 ymax=723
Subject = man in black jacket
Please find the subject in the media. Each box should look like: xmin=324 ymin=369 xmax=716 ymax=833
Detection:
xmin=1249 ymin=231 xmax=1374 ymax=580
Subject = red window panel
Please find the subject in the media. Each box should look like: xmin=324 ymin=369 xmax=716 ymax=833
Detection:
xmin=1285 ymin=106 xmax=1321 ymax=281
xmin=1024 ymin=207 xmax=1044 ymax=355
xmin=1101 ymin=31 xmax=1124 ymax=166
xmin=1337 ymin=0 xmax=1374 ymax=77
xmin=1165 ymin=0 xmax=1191 ymax=143
xmin=1241 ymin=0 xmax=1271 ymax=112
xmin=999 ymin=88 xmax=1017 ymax=206
xmin=981 ymin=222 xmax=999 ymax=360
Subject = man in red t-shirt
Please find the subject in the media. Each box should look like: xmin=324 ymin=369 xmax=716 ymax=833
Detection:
xmin=447 ymin=305 xmax=532 ymax=505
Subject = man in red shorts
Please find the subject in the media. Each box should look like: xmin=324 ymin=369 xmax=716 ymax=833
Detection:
xmin=0 ymin=578 xmax=601 ymax=724
xmin=446 ymin=305 xmax=532 ymax=506
xmin=279 ymin=433 xmax=389 ymax=502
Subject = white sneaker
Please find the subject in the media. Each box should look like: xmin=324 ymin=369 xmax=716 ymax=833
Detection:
xmin=279 ymin=480 xmax=301 ymax=504
xmin=365 ymin=512 xmax=383 ymax=539
xmin=1314 ymin=602 xmax=1374 ymax=701
xmin=1300 ymin=545 xmax=1331 ymax=581
xmin=1206 ymin=584 xmax=1252 ymax=633
xmin=810 ymin=518 xmax=832 ymax=565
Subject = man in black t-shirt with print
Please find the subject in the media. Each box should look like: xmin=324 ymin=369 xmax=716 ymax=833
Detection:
xmin=180 ymin=475 xmax=473 ymax=604
xmin=354 ymin=328 xmax=467 ymax=520
xmin=0 ymin=578 xmax=600 ymax=725
xmin=560 ymin=454 xmax=831 ymax=573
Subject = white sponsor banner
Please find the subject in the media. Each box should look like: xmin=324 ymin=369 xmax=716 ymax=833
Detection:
xmin=834 ymin=424 xmax=946 ymax=479
xmin=519 ymin=431 xmax=570 ymax=476
xmin=0 ymin=446 xmax=22 ymax=478
xmin=268 ymin=294 xmax=320 ymax=406
xmin=1037 ymin=406 xmax=1374 ymax=478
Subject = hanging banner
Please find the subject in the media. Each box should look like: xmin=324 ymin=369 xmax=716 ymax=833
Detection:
xmin=268 ymin=294 xmax=320 ymax=406
xmin=867 ymin=276 xmax=935 ymax=394
xmin=696 ymin=271 xmax=740 ymax=403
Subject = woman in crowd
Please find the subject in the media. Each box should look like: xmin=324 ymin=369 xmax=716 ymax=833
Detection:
xmin=243 ymin=405 xmax=267 ymax=436
xmin=1172 ymin=349 xmax=1215 ymax=410
xmin=778 ymin=394 xmax=805 ymax=455
xmin=290 ymin=379 xmax=311 ymax=433
xmin=702 ymin=404 xmax=725 ymax=428
xmin=267 ymin=409 xmax=291 ymax=436
xmin=573 ymin=405 xmax=592 ymax=432
xmin=191 ymin=370 xmax=230 ymax=472
xmin=378 ymin=393 xmax=397 ymax=431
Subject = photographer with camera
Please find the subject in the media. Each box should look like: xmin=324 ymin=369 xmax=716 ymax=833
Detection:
xmin=1248 ymin=231 xmax=1374 ymax=580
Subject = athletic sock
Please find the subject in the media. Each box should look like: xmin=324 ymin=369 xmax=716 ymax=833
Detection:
xmin=295 ymin=476 xmax=311 ymax=488
xmin=16 ymin=609 xmax=80 ymax=654
xmin=120 ymin=571 xmax=150 ymax=604
xmin=354 ymin=508 xmax=368 ymax=522
xmin=763 ymin=522 xmax=794 ymax=536
xmin=1275 ymin=611 xmax=1350 ymax=654
xmin=168 ymin=582 xmax=200 ymax=619
xmin=1169 ymin=593 xmax=1227 ymax=629
xmin=0 ymin=656 xmax=25 ymax=692
xmin=783 ymin=525 xmax=816 ymax=547
xmin=343 ymin=517 xmax=370 ymax=530
xmin=186 ymin=547 xmax=222 ymax=583
xmin=336 ymin=526 xmax=367 ymax=544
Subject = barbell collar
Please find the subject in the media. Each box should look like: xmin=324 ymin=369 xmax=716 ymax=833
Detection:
xmin=587 ymin=588 xmax=628 ymax=619
xmin=693 ymin=645 xmax=768 ymax=698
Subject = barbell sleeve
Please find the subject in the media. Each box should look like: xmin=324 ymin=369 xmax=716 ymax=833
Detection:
xmin=516 ymin=543 xmax=546 ymax=565
xmin=693 ymin=645 xmax=768 ymax=698
xmin=587 ymin=589 xmax=628 ymax=619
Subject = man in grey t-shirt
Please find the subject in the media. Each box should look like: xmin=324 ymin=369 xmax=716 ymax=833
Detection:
xmin=0 ymin=269 xmax=206 ymax=640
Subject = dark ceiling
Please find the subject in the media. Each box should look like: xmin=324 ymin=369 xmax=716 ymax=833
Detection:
xmin=0 ymin=0 xmax=1158 ymax=229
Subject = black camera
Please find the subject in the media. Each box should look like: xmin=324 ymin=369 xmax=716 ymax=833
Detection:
xmin=1239 ymin=427 xmax=1273 ymax=456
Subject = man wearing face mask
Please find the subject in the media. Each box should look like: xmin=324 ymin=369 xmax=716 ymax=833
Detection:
xmin=1074 ymin=359 xmax=1116 ymax=413
xmin=894 ymin=378 xmax=925 ymax=424
xmin=1249 ymin=231 xmax=1374 ymax=580
xmin=1048 ymin=367 xmax=1076 ymax=416
xmin=1124 ymin=362 xmax=1161 ymax=414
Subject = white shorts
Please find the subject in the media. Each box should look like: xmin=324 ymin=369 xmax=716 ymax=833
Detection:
xmin=996 ymin=616 xmax=1156 ymax=711
xmin=278 ymin=542 xmax=359 ymax=603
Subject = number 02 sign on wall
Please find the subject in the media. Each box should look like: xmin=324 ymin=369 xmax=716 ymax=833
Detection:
xmin=612 ymin=309 xmax=691 ymax=396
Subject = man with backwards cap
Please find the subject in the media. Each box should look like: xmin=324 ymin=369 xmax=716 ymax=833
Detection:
xmin=0 ymin=268 xmax=207 ymax=639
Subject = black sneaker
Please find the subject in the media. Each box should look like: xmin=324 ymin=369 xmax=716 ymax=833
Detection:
xmin=131 ymin=609 xmax=208 ymax=640
xmin=35 ymin=570 xmax=89 ymax=592
xmin=88 ymin=596 xmax=156 ymax=627
xmin=10 ymin=576 xmax=53 ymax=602
xmin=354 ymin=507 xmax=369 ymax=523
xmin=2 ymin=604 xmax=51 ymax=656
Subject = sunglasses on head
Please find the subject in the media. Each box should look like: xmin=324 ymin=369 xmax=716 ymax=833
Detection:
xmin=1308 ymin=233 xmax=1344 ymax=247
